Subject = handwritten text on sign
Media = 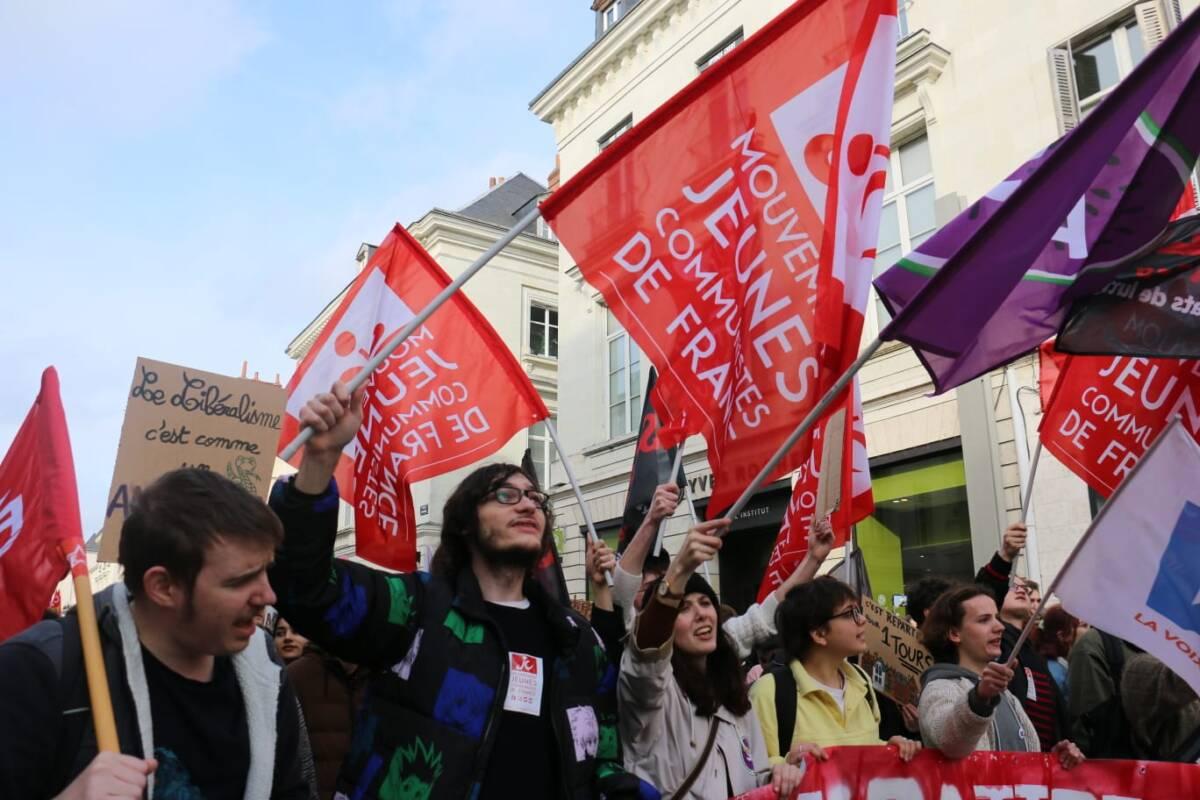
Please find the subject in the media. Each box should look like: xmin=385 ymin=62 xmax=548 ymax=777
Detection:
xmin=98 ymin=357 xmax=285 ymax=561
xmin=860 ymin=595 xmax=932 ymax=706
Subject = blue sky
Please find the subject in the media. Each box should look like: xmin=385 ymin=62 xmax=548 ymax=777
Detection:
xmin=0 ymin=1 xmax=593 ymax=535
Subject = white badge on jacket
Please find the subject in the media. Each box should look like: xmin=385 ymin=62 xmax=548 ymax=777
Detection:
xmin=1024 ymin=667 xmax=1037 ymax=702
xmin=505 ymin=652 xmax=544 ymax=716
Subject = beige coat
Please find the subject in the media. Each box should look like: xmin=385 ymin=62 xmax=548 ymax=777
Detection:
xmin=618 ymin=622 xmax=770 ymax=798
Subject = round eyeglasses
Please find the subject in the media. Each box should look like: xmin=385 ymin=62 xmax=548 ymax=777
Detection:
xmin=485 ymin=486 xmax=550 ymax=510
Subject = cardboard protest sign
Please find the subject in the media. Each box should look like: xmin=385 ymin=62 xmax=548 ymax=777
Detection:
xmin=98 ymin=358 xmax=285 ymax=561
xmin=859 ymin=594 xmax=932 ymax=706
xmin=814 ymin=407 xmax=846 ymax=520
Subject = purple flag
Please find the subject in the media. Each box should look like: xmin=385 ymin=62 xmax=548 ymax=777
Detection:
xmin=875 ymin=9 xmax=1200 ymax=394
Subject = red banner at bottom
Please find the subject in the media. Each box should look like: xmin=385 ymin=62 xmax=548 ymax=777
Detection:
xmin=733 ymin=746 xmax=1200 ymax=800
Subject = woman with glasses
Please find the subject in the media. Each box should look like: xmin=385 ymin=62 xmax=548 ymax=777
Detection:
xmin=750 ymin=576 xmax=921 ymax=766
xmin=919 ymin=585 xmax=1085 ymax=766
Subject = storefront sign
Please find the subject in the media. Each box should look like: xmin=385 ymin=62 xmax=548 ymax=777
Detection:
xmin=860 ymin=595 xmax=932 ymax=706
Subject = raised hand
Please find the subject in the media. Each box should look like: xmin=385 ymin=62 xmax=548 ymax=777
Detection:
xmin=1000 ymin=522 xmax=1027 ymax=562
xmin=976 ymin=661 xmax=1014 ymax=700
xmin=646 ymin=483 xmax=680 ymax=524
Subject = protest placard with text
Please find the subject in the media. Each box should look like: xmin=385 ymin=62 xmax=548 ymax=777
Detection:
xmin=859 ymin=594 xmax=931 ymax=706
xmin=99 ymin=357 xmax=285 ymax=561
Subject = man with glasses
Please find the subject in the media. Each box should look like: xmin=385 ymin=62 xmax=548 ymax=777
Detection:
xmin=975 ymin=523 xmax=1069 ymax=753
xmin=267 ymin=383 xmax=644 ymax=799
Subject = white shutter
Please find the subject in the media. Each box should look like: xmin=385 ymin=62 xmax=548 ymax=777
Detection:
xmin=1136 ymin=1 xmax=1173 ymax=49
xmin=1048 ymin=48 xmax=1080 ymax=134
xmin=1168 ymin=0 xmax=1184 ymax=26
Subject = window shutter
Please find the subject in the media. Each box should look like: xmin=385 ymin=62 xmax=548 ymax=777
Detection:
xmin=1135 ymin=1 xmax=1172 ymax=49
xmin=1047 ymin=48 xmax=1080 ymax=134
xmin=1168 ymin=0 xmax=1184 ymax=26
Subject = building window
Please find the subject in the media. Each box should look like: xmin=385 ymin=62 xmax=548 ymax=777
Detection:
xmin=529 ymin=302 xmax=558 ymax=358
xmin=528 ymin=416 xmax=558 ymax=487
xmin=598 ymin=115 xmax=633 ymax=150
xmin=602 ymin=4 xmax=618 ymax=32
xmin=898 ymin=0 xmax=911 ymax=39
xmin=697 ymin=28 xmax=744 ymax=71
xmin=1073 ymin=20 xmax=1146 ymax=113
xmin=856 ymin=446 xmax=972 ymax=613
xmin=606 ymin=307 xmax=642 ymax=438
xmin=534 ymin=216 xmax=557 ymax=242
xmin=873 ymin=134 xmax=936 ymax=324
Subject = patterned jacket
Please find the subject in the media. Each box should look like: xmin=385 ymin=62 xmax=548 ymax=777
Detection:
xmin=268 ymin=477 xmax=643 ymax=799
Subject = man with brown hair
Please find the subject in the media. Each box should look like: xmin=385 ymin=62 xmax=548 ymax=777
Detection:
xmin=0 ymin=468 xmax=310 ymax=800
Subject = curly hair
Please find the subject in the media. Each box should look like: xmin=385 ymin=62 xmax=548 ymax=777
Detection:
xmin=430 ymin=463 xmax=554 ymax=579
xmin=776 ymin=576 xmax=859 ymax=663
xmin=920 ymin=584 xmax=994 ymax=664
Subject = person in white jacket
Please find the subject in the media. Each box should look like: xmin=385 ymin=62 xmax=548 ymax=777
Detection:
xmin=618 ymin=519 xmax=803 ymax=798
xmin=612 ymin=483 xmax=832 ymax=659
xmin=918 ymin=584 xmax=1085 ymax=767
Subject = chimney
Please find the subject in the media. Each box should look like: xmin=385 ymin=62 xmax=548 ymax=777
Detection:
xmin=488 ymin=176 xmax=507 ymax=189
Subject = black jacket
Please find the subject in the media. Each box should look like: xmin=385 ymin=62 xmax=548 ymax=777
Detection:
xmin=975 ymin=552 xmax=1070 ymax=747
xmin=0 ymin=586 xmax=309 ymax=799
xmin=268 ymin=476 xmax=641 ymax=799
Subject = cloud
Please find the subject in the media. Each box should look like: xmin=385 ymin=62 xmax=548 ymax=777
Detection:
xmin=0 ymin=0 xmax=268 ymax=132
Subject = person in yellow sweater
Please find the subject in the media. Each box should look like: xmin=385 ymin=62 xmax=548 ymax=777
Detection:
xmin=749 ymin=575 xmax=922 ymax=765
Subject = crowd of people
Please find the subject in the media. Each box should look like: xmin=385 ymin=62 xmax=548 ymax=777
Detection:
xmin=2 ymin=381 xmax=1198 ymax=799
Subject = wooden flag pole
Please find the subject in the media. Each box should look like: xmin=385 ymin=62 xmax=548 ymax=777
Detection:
xmin=280 ymin=204 xmax=544 ymax=461
xmin=652 ymin=444 xmax=686 ymax=557
xmin=724 ymin=337 xmax=882 ymax=521
xmin=61 ymin=547 xmax=119 ymax=752
xmin=544 ymin=418 xmax=614 ymax=587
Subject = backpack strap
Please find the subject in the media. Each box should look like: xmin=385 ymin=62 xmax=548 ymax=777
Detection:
xmin=770 ymin=665 xmax=797 ymax=758
xmin=848 ymin=661 xmax=878 ymax=717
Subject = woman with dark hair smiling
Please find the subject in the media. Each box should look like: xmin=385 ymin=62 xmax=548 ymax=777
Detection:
xmin=919 ymin=584 xmax=1085 ymax=766
xmin=619 ymin=519 xmax=804 ymax=798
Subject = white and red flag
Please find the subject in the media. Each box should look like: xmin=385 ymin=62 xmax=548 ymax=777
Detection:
xmin=540 ymin=0 xmax=889 ymax=550
xmin=0 ymin=367 xmax=87 ymax=640
xmin=281 ymin=225 xmax=550 ymax=571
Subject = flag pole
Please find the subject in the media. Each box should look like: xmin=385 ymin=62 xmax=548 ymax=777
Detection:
xmin=1013 ymin=439 xmax=1043 ymax=579
xmin=653 ymin=443 xmax=686 ymax=557
xmin=1001 ymin=417 xmax=1182 ymax=667
xmin=61 ymin=548 xmax=119 ymax=752
xmin=678 ymin=455 xmax=712 ymax=581
xmin=280 ymin=204 xmax=544 ymax=461
xmin=723 ymin=337 xmax=882 ymax=521
xmin=544 ymin=417 xmax=614 ymax=587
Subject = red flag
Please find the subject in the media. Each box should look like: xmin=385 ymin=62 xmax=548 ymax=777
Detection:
xmin=0 ymin=367 xmax=87 ymax=640
xmin=1037 ymin=338 xmax=1069 ymax=411
xmin=541 ymin=0 xmax=896 ymax=519
xmin=757 ymin=382 xmax=873 ymax=602
xmin=281 ymin=225 xmax=550 ymax=570
xmin=1040 ymin=354 xmax=1200 ymax=497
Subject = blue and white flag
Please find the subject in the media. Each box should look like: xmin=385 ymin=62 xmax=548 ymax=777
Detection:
xmin=1055 ymin=417 xmax=1200 ymax=698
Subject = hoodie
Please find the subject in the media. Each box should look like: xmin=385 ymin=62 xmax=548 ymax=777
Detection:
xmin=918 ymin=663 xmax=1039 ymax=758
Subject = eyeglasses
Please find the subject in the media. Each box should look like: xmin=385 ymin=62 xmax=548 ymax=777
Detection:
xmin=825 ymin=605 xmax=865 ymax=624
xmin=485 ymin=486 xmax=550 ymax=510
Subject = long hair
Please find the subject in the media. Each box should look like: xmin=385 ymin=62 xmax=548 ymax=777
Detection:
xmin=920 ymin=584 xmax=992 ymax=663
xmin=430 ymin=463 xmax=554 ymax=579
xmin=672 ymin=626 xmax=752 ymax=717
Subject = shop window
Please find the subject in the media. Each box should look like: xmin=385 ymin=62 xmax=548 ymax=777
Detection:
xmin=855 ymin=446 xmax=973 ymax=613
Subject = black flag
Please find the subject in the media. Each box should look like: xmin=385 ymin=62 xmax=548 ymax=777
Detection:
xmin=1057 ymin=214 xmax=1200 ymax=358
xmin=618 ymin=368 xmax=686 ymax=556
